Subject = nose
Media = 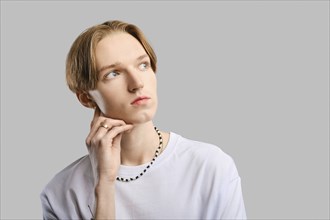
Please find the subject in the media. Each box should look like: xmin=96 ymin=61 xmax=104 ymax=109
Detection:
xmin=127 ymin=70 xmax=144 ymax=93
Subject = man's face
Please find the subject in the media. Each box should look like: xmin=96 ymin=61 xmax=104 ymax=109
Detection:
xmin=89 ymin=32 xmax=158 ymax=125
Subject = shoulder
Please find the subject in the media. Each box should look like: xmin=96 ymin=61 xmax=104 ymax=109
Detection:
xmin=174 ymin=132 xmax=232 ymax=162
xmin=40 ymin=155 xmax=94 ymax=218
xmin=41 ymin=154 xmax=93 ymax=200
xmin=172 ymin=133 xmax=239 ymax=180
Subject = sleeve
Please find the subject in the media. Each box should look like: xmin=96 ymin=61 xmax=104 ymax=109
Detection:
xmin=219 ymin=157 xmax=247 ymax=219
xmin=40 ymin=189 xmax=58 ymax=220
xmin=203 ymin=148 xmax=247 ymax=219
xmin=219 ymin=176 xmax=247 ymax=219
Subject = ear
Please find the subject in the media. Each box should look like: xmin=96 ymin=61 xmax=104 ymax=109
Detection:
xmin=76 ymin=91 xmax=96 ymax=109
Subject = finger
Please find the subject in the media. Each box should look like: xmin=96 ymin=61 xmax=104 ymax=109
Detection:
xmin=88 ymin=124 xmax=132 ymax=154
xmin=101 ymin=124 xmax=134 ymax=149
xmin=111 ymin=133 xmax=123 ymax=156
xmin=112 ymin=133 xmax=122 ymax=148
xmin=86 ymin=118 xmax=126 ymax=147
xmin=88 ymin=123 xmax=110 ymax=148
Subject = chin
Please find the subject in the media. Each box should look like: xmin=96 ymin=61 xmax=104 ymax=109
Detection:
xmin=125 ymin=110 xmax=156 ymax=125
xmin=127 ymin=115 xmax=154 ymax=125
xmin=105 ymin=104 xmax=157 ymax=125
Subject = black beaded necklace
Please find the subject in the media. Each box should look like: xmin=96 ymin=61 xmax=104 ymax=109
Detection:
xmin=116 ymin=127 xmax=163 ymax=182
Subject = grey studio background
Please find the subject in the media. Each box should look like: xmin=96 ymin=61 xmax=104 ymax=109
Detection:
xmin=1 ymin=1 xmax=329 ymax=219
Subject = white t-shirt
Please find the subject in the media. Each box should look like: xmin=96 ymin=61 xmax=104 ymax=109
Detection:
xmin=41 ymin=132 xmax=247 ymax=219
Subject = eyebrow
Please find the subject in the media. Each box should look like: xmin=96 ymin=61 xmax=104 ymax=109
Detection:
xmin=97 ymin=54 xmax=149 ymax=73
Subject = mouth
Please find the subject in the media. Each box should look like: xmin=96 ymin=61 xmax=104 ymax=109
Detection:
xmin=131 ymin=96 xmax=151 ymax=105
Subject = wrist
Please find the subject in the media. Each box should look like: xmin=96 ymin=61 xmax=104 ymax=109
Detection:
xmin=95 ymin=179 xmax=116 ymax=197
xmin=95 ymin=180 xmax=116 ymax=220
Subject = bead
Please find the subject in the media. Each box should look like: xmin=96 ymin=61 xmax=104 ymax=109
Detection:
xmin=117 ymin=126 xmax=162 ymax=182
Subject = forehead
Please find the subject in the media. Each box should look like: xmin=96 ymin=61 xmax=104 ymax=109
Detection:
xmin=95 ymin=32 xmax=146 ymax=68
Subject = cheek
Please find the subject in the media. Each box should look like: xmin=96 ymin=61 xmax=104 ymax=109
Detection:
xmin=89 ymin=90 xmax=111 ymax=113
xmin=100 ymin=92 xmax=127 ymax=117
xmin=149 ymin=73 xmax=157 ymax=90
xmin=100 ymin=94 xmax=121 ymax=113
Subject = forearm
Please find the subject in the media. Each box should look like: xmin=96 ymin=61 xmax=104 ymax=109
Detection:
xmin=95 ymin=180 xmax=116 ymax=220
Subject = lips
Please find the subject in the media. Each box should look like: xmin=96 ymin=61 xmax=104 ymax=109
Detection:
xmin=131 ymin=96 xmax=151 ymax=105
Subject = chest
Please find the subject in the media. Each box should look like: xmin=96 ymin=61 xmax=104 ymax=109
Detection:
xmin=114 ymin=171 xmax=213 ymax=219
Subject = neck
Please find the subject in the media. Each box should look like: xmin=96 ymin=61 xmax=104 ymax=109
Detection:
xmin=120 ymin=121 xmax=159 ymax=166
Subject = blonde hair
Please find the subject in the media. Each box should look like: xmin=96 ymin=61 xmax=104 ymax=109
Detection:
xmin=66 ymin=20 xmax=157 ymax=93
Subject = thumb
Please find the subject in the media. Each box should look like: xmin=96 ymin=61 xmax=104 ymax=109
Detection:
xmin=112 ymin=133 xmax=123 ymax=151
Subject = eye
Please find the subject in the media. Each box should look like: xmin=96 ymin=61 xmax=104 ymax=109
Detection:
xmin=104 ymin=71 xmax=119 ymax=79
xmin=139 ymin=62 xmax=150 ymax=71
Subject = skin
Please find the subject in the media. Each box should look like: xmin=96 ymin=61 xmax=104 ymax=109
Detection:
xmin=77 ymin=32 xmax=169 ymax=219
